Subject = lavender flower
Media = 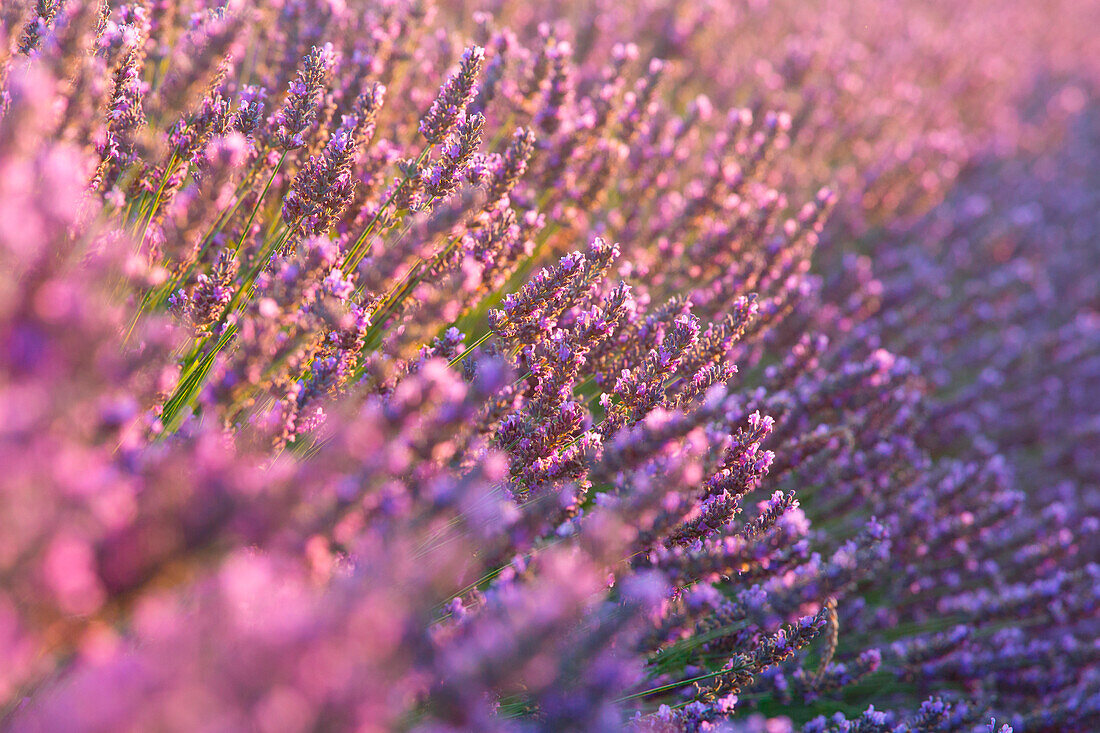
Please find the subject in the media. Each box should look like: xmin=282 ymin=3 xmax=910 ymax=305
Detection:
xmin=419 ymin=45 xmax=485 ymax=144
xmin=275 ymin=43 xmax=335 ymax=150
xmin=424 ymin=112 xmax=485 ymax=199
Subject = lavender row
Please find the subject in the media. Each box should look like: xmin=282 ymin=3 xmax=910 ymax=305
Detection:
xmin=1 ymin=1 xmax=1097 ymax=731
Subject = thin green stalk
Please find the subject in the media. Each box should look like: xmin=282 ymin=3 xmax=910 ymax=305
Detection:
xmin=158 ymin=211 xmax=299 ymax=434
xmin=233 ymin=150 xmax=288 ymax=257
xmin=137 ymin=150 xmax=180 ymax=241
xmin=344 ymin=146 xmax=434 ymax=271
xmin=448 ymin=331 xmax=492 ymax=366
xmin=160 ymin=323 xmax=238 ymax=431
xmin=613 ymin=667 xmax=738 ymax=704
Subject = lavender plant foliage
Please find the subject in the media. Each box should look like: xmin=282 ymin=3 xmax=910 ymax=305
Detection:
xmin=0 ymin=1 xmax=1098 ymax=731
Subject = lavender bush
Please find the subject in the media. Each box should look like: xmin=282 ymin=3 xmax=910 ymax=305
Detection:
xmin=1 ymin=1 xmax=1098 ymax=731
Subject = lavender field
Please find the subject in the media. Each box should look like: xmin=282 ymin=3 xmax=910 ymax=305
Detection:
xmin=2 ymin=0 xmax=1099 ymax=730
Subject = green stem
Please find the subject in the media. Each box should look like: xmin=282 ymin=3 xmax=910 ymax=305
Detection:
xmin=233 ymin=150 xmax=288 ymax=257
xmin=344 ymin=146 xmax=434 ymax=271
xmin=614 ymin=667 xmax=738 ymax=704
xmin=448 ymin=331 xmax=492 ymax=367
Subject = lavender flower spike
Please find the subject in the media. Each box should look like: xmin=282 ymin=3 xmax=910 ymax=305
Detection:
xmin=419 ymin=45 xmax=486 ymax=144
